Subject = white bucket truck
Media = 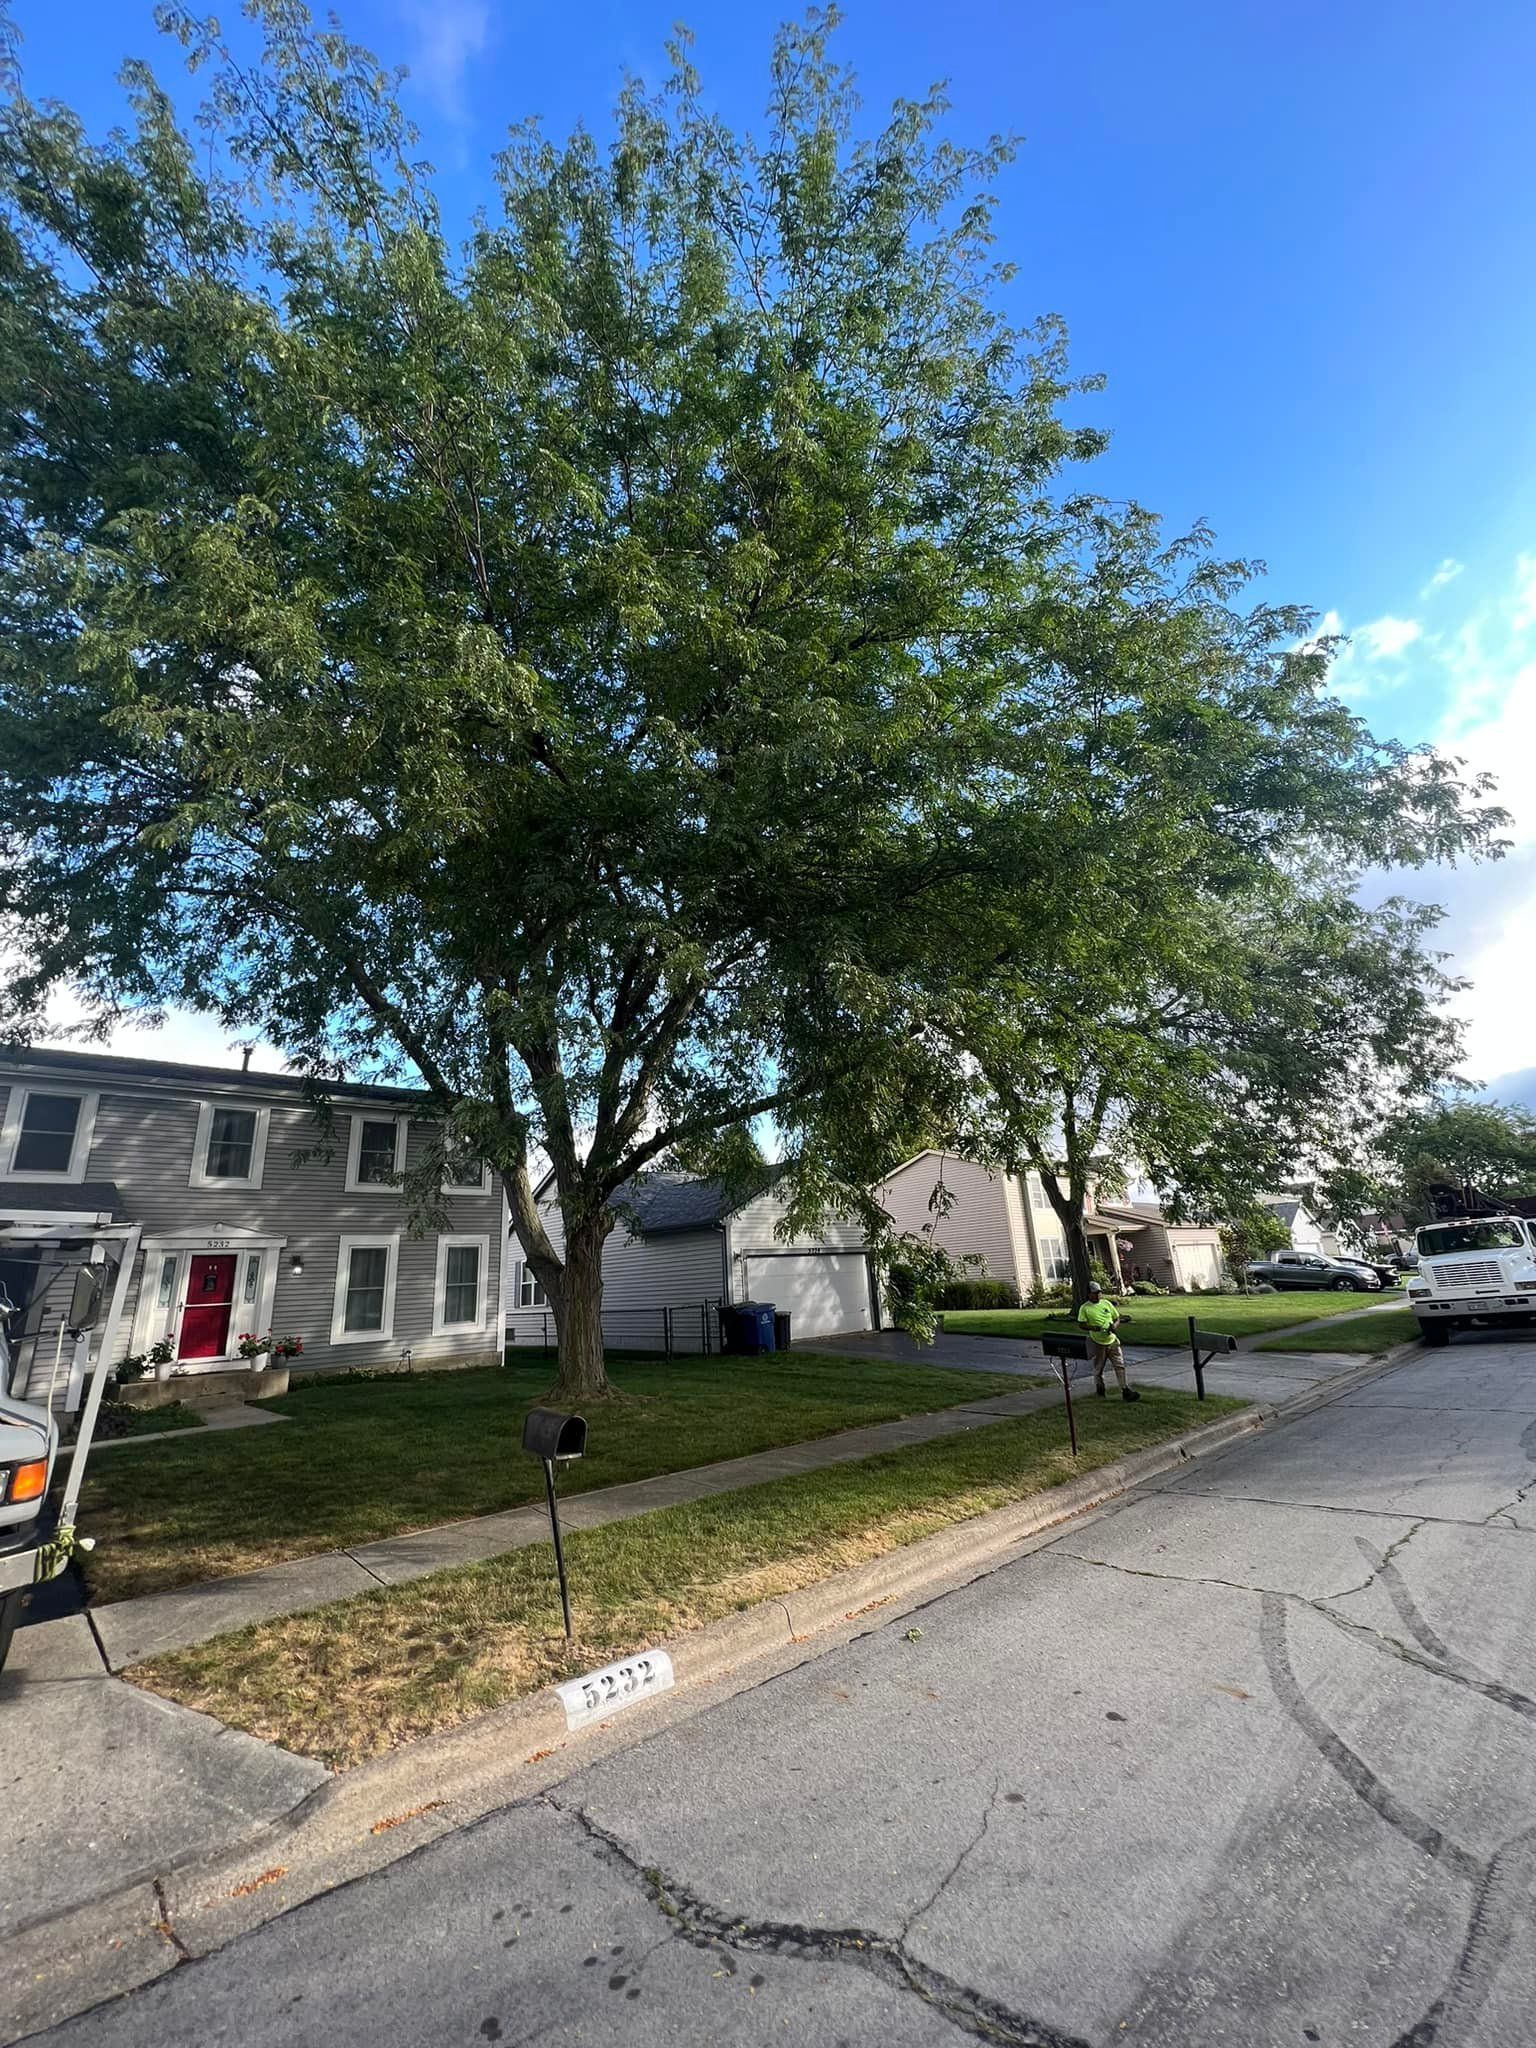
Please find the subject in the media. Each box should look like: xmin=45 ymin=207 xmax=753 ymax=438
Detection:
xmin=0 ymin=1210 xmax=140 ymax=1670
xmin=1407 ymin=1200 xmax=1536 ymax=1346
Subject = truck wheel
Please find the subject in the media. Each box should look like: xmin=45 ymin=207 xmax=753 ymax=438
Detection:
xmin=0 ymin=1588 xmax=23 ymax=1674
xmin=1419 ymin=1321 xmax=1450 ymax=1347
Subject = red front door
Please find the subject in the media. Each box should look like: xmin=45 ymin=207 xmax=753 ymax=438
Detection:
xmin=179 ymin=1254 xmax=237 ymax=1360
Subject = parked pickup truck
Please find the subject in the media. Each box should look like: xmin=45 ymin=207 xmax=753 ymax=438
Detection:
xmin=1245 ymin=1249 xmax=1383 ymax=1293
xmin=1406 ymin=1215 xmax=1536 ymax=1344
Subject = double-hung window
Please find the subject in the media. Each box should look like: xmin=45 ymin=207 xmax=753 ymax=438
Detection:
xmin=346 ymin=1115 xmax=405 ymax=1192
xmin=0 ymin=1088 xmax=98 ymax=1181
xmin=434 ymin=1234 xmax=488 ymax=1333
xmin=514 ymin=1259 xmax=547 ymax=1310
xmin=331 ymin=1235 xmax=399 ymax=1344
xmin=189 ymin=1101 xmax=270 ymax=1189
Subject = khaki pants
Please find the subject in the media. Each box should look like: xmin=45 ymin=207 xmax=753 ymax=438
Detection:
xmin=1091 ymin=1339 xmax=1126 ymax=1390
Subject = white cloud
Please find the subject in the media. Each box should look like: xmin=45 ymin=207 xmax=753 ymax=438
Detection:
xmin=1399 ymin=555 xmax=1536 ymax=1082
xmin=27 ymin=989 xmax=291 ymax=1076
xmin=1357 ymin=615 xmax=1422 ymax=661
xmin=1419 ymin=558 xmax=1464 ymax=599
xmin=397 ymin=1 xmax=490 ymax=124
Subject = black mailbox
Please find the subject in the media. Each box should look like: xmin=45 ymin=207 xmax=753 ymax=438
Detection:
xmin=523 ymin=1408 xmax=587 ymax=1462
xmin=1039 ymin=1329 xmax=1093 ymax=1361
xmin=1189 ymin=1328 xmax=1238 ymax=1355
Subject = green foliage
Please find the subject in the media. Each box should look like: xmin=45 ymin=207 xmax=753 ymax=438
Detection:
xmin=839 ymin=498 xmax=1505 ymax=1304
xmin=935 ymin=1278 xmax=1021 ymax=1310
xmin=0 ymin=6 xmax=1103 ymax=1393
xmin=1219 ymin=1207 xmax=1292 ymax=1284
xmin=1325 ymin=1094 xmax=1536 ymax=1230
xmin=1130 ymin=1278 xmax=1168 ymax=1296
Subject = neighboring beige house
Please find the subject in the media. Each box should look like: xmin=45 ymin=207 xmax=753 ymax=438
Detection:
xmin=875 ymin=1151 xmax=1225 ymax=1293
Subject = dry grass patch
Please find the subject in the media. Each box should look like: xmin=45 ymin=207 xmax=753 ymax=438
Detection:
xmin=133 ymin=1388 xmax=1239 ymax=1767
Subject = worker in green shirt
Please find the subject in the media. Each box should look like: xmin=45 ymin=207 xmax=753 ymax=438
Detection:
xmin=1077 ymin=1282 xmax=1139 ymax=1401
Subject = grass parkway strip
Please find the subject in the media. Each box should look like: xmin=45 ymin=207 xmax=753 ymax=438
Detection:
xmin=129 ymin=1387 xmax=1238 ymax=1768
xmin=1256 ymin=1306 xmax=1419 ymax=1354
xmin=76 ymin=1352 xmax=1024 ymax=1604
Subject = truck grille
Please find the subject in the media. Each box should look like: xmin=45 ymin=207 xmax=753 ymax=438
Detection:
xmin=1433 ymin=1260 xmax=1504 ymax=1290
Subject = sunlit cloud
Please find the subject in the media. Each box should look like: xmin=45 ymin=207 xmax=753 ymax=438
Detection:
xmin=1419 ymin=557 xmax=1464 ymax=599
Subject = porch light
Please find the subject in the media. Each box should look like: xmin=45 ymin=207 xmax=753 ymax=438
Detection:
xmin=288 ymin=1254 xmax=304 ymax=1277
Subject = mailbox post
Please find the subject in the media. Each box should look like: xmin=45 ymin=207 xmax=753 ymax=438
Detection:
xmin=1038 ymin=1329 xmax=1093 ymax=1456
xmin=1187 ymin=1318 xmax=1238 ymax=1400
xmin=522 ymin=1408 xmax=588 ymax=1638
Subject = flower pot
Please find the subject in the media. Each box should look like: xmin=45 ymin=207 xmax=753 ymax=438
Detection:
xmin=154 ymin=1358 xmax=173 ymax=1383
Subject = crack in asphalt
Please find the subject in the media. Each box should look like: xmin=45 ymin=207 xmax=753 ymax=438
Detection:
xmin=547 ymin=1795 xmax=1090 ymax=2048
xmin=1056 ymin=1539 xmax=1536 ymax=1731
xmin=1168 ymin=1485 xmax=1536 ymax=1536
xmin=899 ymin=1775 xmax=1005 ymax=1944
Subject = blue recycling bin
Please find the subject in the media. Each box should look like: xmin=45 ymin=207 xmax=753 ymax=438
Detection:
xmin=721 ymin=1301 xmax=777 ymax=1354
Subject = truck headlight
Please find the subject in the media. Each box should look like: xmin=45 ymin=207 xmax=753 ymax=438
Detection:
xmin=1406 ymin=1280 xmax=1428 ymax=1295
xmin=1516 ymin=1281 xmax=1536 ymax=1293
xmin=1 ymin=1459 xmax=48 ymax=1505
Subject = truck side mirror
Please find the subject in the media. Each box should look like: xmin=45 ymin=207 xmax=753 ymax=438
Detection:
xmin=67 ymin=1264 xmax=108 ymax=1334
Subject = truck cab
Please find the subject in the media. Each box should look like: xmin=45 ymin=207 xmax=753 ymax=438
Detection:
xmin=1406 ymin=1216 xmax=1536 ymax=1344
xmin=0 ymin=1305 xmax=59 ymax=1668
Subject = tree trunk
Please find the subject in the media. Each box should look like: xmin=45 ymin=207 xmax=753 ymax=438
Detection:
xmin=548 ymin=1210 xmax=615 ymax=1403
xmin=1065 ymin=1218 xmax=1096 ymax=1309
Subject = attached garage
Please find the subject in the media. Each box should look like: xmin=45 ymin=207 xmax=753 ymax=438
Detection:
xmin=505 ymin=1169 xmax=877 ymax=1352
xmin=735 ymin=1249 xmax=876 ymax=1341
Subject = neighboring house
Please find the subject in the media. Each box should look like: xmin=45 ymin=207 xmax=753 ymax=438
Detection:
xmin=875 ymin=1152 xmax=1225 ymax=1293
xmin=505 ymin=1171 xmax=878 ymax=1351
xmin=1260 ymin=1193 xmax=1341 ymax=1259
xmin=0 ymin=1048 xmax=503 ymax=1409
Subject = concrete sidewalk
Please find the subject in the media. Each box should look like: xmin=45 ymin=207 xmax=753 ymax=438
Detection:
xmin=815 ymin=1319 xmax=1397 ymax=1408
xmin=0 ymin=1614 xmax=325 ymax=1943
xmin=89 ymin=1382 xmax=1063 ymax=1671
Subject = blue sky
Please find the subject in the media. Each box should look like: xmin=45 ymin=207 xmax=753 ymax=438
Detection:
xmin=14 ymin=0 xmax=1536 ymax=1105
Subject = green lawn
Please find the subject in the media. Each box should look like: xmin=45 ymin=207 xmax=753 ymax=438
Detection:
xmin=77 ymin=1352 xmax=1023 ymax=1605
xmin=67 ymin=1400 xmax=205 ymax=1444
xmin=941 ymin=1288 xmax=1403 ymax=1348
xmin=1256 ymin=1306 xmax=1419 ymax=1355
xmin=133 ymin=1386 xmax=1240 ymax=1766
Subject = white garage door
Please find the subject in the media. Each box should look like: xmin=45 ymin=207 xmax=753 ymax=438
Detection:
xmin=1173 ymin=1243 xmax=1223 ymax=1292
xmin=742 ymin=1253 xmax=874 ymax=1340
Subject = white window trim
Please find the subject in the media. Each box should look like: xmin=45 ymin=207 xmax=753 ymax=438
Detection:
xmin=344 ymin=1113 xmax=408 ymax=1195
xmin=512 ymin=1258 xmax=548 ymax=1311
xmin=331 ymin=1233 xmax=400 ymax=1345
xmin=441 ymin=1158 xmax=493 ymax=1197
xmin=0 ymin=1086 xmax=99 ymax=1183
xmin=130 ymin=1230 xmax=286 ymax=1363
xmin=188 ymin=1100 xmax=272 ymax=1190
xmin=433 ymin=1233 xmax=490 ymax=1334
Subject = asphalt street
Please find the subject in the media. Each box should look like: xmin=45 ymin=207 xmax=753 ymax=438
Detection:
xmin=35 ymin=1333 xmax=1536 ymax=2048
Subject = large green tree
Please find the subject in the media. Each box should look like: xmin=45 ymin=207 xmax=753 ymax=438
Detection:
xmin=0 ymin=4 xmax=1103 ymax=1395
xmin=810 ymin=504 xmax=1504 ymax=1303
xmin=1324 ymin=1095 xmax=1536 ymax=1234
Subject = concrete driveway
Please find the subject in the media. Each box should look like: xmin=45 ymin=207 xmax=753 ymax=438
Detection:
xmin=30 ymin=1329 xmax=1536 ymax=2046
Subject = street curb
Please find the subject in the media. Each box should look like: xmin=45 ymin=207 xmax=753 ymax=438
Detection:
xmin=0 ymin=1361 xmax=1411 ymax=2040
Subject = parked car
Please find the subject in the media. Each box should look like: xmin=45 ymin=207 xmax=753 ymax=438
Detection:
xmin=1245 ymin=1249 xmax=1383 ymax=1293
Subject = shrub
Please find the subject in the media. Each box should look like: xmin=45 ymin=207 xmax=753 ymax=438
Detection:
xmin=1131 ymin=1278 xmax=1168 ymax=1296
xmin=936 ymin=1277 xmax=1021 ymax=1310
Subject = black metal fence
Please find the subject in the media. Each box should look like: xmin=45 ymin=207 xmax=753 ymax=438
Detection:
xmin=505 ymin=1300 xmax=723 ymax=1360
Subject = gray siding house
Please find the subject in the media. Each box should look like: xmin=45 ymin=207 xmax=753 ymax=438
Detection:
xmin=0 ymin=1048 xmax=503 ymax=1407
xmin=505 ymin=1172 xmax=877 ymax=1351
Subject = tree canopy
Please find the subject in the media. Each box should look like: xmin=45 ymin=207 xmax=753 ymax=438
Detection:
xmin=0 ymin=3 xmax=1109 ymax=1392
xmin=795 ymin=501 xmax=1503 ymax=1301
xmin=0 ymin=3 xmax=1505 ymax=1379
xmin=1323 ymin=1095 xmax=1536 ymax=1234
